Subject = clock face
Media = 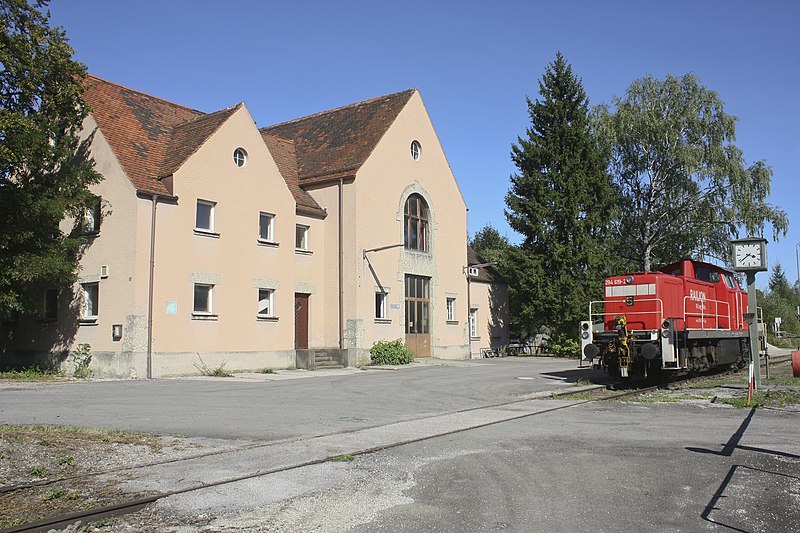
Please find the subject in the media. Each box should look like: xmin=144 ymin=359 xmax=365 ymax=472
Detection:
xmin=735 ymin=243 xmax=762 ymax=268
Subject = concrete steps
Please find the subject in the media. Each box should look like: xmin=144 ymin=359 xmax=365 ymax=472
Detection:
xmin=313 ymin=351 xmax=344 ymax=370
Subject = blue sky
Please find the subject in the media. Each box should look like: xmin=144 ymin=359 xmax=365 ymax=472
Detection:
xmin=50 ymin=0 xmax=799 ymax=289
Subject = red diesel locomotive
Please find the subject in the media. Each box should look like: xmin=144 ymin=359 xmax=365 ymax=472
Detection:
xmin=580 ymin=259 xmax=750 ymax=378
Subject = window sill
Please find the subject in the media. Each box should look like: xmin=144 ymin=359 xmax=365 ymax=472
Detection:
xmin=194 ymin=229 xmax=220 ymax=238
xmin=257 ymin=315 xmax=279 ymax=322
xmin=257 ymin=239 xmax=279 ymax=248
xmin=374 ymin=318 xmax=391 ymax=324
xmin=79 ymin=318 xmax=99 ymax=326
xmin=470 ymin=336 xmax=480 ymax=341
xmin=295 ymin=248 xmax=313 ymax=255
xmin=192 ymin=313 xmax=219 ymax=321
xmin=446 ymin=320 xmax=459 ymax=325
xmin=80 ymin=230 xmax=100 ymax=238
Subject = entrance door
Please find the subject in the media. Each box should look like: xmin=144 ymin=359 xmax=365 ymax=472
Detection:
xmin=294 ymin=293 xmax=309 ymax=349
xmin=405 ymin=274 xmax=431 ymax=357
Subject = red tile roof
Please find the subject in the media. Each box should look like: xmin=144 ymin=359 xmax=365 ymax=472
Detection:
xmin=83 ymin=76 xmax=415 ymax=214
xmin=468 ymin=246 xmax=506 ymax=284
xmin=262 ymin=133 xmax=327 ymax=218
xmin=161 ymin=104 xmax=243 ymax=177
xmin=261 ymin=89 xmax=416 ymax=183
xmin=83 ymin=75 xmax=205 ymax=196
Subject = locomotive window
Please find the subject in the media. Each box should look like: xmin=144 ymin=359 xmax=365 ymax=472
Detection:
xmin=695 ymin=266 xmax=715 ymax=282
xmin=709 ymin=271 xmax=720 ymax=283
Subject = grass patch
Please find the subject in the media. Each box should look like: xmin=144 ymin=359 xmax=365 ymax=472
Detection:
xmin=0 ymin=424 xmax=163 ymax=449
xmin=329 ymin=454 xmax=355 ymax=462
xmin=261 ymin=368 xmax=275 ymax=374
xmin=718 ymin=390 xmax=800 ymax=408
xmin=624 ymin=393 xmax=712 ymax=403
xmin=28 ymin=464 xmax=46 ymax=478
xmin=40 ymin=487 xmax=80 ymax=502
xmin=0 ymin=366 xmax=64 ymax=381
xmin=573 ymin=379 xmax=595 ymax=387
xmin=193 ymin=355 xmax=234 ymax=377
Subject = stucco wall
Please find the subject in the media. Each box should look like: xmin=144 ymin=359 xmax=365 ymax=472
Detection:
xmin=469 ymin=280 xmax=510 ymax=357
xmin=0 ymin=115 xmax=143 ymax=376
xmin=353 ymin=92 xmax=470 ymax=359
xmin=147 ymin=105 xmax=299 ymax=375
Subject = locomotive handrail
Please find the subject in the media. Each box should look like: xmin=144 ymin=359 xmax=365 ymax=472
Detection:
xmin=588 ymin=298 xmax=664 ymax=329
xmin=683 ymin=296 xmax=731 ymax=331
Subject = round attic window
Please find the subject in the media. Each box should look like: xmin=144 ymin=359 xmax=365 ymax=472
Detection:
xmin=233 ymin=147 xmax=248 ymax=167
xmin=410 ymin=140 xmax=422 ymax=161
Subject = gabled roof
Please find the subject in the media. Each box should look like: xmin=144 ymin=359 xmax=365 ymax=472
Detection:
xmin=161 ymin=104 xmax=243 ymax=178
xmin=468 ymin=246 xmax=507 ymax=285
xmin=261 ymin=133 xmax=327 ymax=218
xmin=260 ymin=89 xmax=416 ymax=184
xmin=83 ymin=75 xmax=205 ymax=196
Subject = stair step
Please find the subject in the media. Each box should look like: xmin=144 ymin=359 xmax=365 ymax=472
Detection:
xmin=315 ymin=364 xmax=343 ymax=370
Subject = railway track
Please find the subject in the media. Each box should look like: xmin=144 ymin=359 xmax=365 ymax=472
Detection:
xmin=3 ymin=356 xmax=793 ymax=533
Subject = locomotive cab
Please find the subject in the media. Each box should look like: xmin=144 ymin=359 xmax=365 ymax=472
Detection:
xmin=581 ymin=260 xmax=749 ymax=378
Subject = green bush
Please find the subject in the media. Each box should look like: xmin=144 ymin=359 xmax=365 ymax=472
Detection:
xmin=369 ymin=339 xmax=414 ymax=365
xmin=68 ymin=344 xmax=92 ymax=378
xmin=546 ymin=336 xmax=580 ymax=358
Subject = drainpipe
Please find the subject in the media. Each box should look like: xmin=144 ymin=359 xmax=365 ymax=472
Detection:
xmin=465 ymin=267 xmax=471 ymax=358
xmin=338 ymin=177 xmax=344 ymax=350
xmin=146 ymin=194 xmax=158 ymax=379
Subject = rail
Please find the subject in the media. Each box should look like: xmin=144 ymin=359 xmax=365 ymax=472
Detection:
xmin=588 ymin=296 xmax=738 ymax=333
xmin=588 ymin=298 xmax=664 ymax=329
xmin=683 ymin=296 xmax=731 ymax=331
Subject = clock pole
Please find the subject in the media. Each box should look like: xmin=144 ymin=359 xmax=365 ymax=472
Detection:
xmin=731 ymin=237 xmax=768 ymax=391
xmin=745 ymin=271 xmax=761 ymax=390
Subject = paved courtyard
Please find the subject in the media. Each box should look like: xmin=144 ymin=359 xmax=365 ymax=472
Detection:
xmin=2 ymin=357 xmax=797 ymax=532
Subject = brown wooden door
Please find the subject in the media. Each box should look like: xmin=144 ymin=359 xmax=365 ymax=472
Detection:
xmin=294 ymin=293 xmax=309 ymax=349
xmin=405 ymin=274 xmax=430 ymax=357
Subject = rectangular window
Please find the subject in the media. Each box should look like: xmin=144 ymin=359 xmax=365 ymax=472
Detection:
xmin=446 ymin=297 xmax=456 ymax=322
xmin=81 ymin=283 xmax=99 ymax=319
xmin=196 ymin=200 xmax=215 ymax=232
xmin=82 ymin=197 xmax=101 ymax=234
xmin=257 ymin=288 xmax=274 ymax=317
xmin=469 ymin=307 xmax=478 ymax=339
xmin=193 ymin=284 xmax=213 ymax=314
xmin=43 ymin=288 xmax=58 ymax=320
xmin=468 ymin=267 xmax=479 ymax=277
xmin=295 ymin=224 xmax=309 ymax=250
xmin=259 ymin=212 xmax=274 ymax=242
xmin=375 ymin=292 xmax=387 ymax=319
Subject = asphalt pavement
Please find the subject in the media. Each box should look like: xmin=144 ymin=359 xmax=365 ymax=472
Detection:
xmin=2 ymin=356 xmax=797 ymax=532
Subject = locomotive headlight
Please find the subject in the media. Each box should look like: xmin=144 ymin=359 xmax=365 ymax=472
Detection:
xmin=581 ymin=331 xmax=590 ymax=340
xmin=625 ymin=276 xmax=634 ymax=284
xmin=581 ymin=322 xmax=590 ymax=331
xmin=662 ymin=319 xmax=671 ymax=330
xmin=661 ymin=329 xmax=670 ymax=338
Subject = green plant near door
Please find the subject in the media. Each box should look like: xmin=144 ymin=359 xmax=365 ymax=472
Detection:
xmin=369 ymin=339 xmax=414 ymax=365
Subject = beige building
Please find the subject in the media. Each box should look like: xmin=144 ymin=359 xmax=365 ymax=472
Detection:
xmin=467 ymin=247 xmax=510 ymax=357
xmin=0 ymin=76 xmax=509 ymax=377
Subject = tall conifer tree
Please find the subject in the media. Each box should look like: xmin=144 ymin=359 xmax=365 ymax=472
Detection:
xmin=505 ymin=53 xmax=616 ymax=338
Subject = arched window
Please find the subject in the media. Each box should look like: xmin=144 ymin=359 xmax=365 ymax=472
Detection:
xmin=404 ymin=194 xmax=429 ymax=252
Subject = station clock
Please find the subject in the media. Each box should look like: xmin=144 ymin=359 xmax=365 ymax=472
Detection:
xmin=731 ymin=237 xmax=768 ymax=272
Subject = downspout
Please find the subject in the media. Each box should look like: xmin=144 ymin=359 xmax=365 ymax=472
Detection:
xmin=146 ymin=194 xmax=157 ymax=379
xmin=338 ymin=177 xmax=344 ymax=350
xmin=466 ymin=268 xmax=472 ymax=358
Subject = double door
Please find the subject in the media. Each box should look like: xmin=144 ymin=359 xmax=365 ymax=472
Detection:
xmin=405 ymin=274 xmax=430 ymax=357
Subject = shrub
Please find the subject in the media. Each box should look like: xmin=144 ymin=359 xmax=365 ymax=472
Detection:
xmin=546 ymin=336 xmax=580 ymax=358
xmin=68 ymin=344 xmax=92 ymax=378
xmin=369 ymin=339 xmax=414 ymax=365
